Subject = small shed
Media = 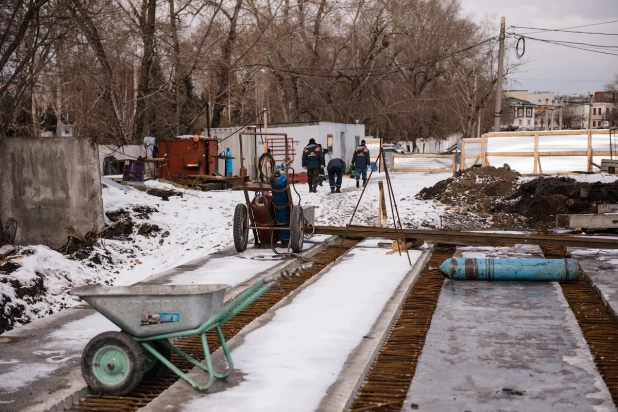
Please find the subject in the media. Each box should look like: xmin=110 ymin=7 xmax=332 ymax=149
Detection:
xmin=211 ymin=121 xmax=365 ymax=180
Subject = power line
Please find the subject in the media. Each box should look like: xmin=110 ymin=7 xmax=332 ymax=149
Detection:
xmin=511 ymin=19 xmax=618 ymax=35
xmin=510 ymin=26 xmax=618 ymax=36
xmin=508 ymin=34 xmax=618 ymax=57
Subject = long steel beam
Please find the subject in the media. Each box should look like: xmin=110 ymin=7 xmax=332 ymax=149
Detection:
xmin=313 ymin=225 xmax=618 ymax=249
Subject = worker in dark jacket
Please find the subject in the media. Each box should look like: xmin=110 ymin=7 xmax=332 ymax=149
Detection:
xmin=351 ymin=140 xmax=370 ymax=188
xmin=302 ymin=138 xmax=325 ymax=193
xmin=327 ymin=158 xmax=346 ymax=193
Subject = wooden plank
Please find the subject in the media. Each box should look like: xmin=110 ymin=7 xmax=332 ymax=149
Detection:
xmin=483 ymin=130 xmax=599 ymax=138
xmin=472 ymin=154 xmax=481 ymax=166
xmin=533 ymin=132 xmax=539 ymax=175
xmin=460 ymin=140 xmax=466 ymax=170
xmin=480 ymin=135 xmax=487 ymax=166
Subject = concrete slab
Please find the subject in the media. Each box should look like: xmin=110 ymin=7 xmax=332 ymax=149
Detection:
xmin=571 ymin=248 xmax=618 ymax=322
xmin=403 ymin=252 xmax=614 ymax=411
xmin=0 ymin=237 xmax=333 ymax=412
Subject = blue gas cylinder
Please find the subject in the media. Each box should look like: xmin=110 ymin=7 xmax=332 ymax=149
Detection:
xmin=439 ymin=258 xmax=578 ymax=281
xmin=225 ymin=148 xmax=233 ymax=177
xmin=271 ymin=171 xmax=290 ymax=242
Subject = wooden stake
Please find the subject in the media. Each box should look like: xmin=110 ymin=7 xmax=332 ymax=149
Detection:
xmin=533 ymin=132 xmax=539 ymax=175
xmin=378 ymin=181 xmax=387 ymax=228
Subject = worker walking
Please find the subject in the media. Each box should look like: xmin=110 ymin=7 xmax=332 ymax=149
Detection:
xmin=302 ymin=138 xmax=325 ymax=193
xmin=352 ymin=140 xmax=370 ymax=188
xmin=327 ymin=158 xmax=346 ymax=193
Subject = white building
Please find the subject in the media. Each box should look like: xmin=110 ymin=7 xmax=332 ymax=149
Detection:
xmin=211 ymin=121 xmax=365 ymax=177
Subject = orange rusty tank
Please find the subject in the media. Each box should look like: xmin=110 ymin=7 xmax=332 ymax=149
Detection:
xmin=251 ymin=194 xmax=279 ymax=245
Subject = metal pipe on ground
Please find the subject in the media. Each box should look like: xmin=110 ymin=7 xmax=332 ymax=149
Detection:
xmin=440 ymin=258 xmax=579 ymax=281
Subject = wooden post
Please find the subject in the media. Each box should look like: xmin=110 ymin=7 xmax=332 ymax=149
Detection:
xmin=378 ymin=181 xmax=387 ymax=227
xmin=587 ymin=130 xmax=593 ymax=172
xmin=533 ymin=132 xmax=539 ymax=175
xmin=481 ymin=134 xmax=487 ymax=165
xmin=460 ymin=140 xmax=466 ymax=171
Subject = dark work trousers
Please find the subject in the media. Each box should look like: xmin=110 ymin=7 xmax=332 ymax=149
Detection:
xmin=307 ymin=168 xmax=320 ymax=188
xmin=328 ymin=166 xmax=342 ymax=189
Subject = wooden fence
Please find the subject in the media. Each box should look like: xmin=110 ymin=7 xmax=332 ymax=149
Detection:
xmin=461 ymin=129 xmax=615 ymax=175
xmin=390 ymin=154 xmax=457 ymax=174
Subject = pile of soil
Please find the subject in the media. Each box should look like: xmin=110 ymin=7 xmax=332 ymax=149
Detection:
xmin=497 ymin=177 xmax=618 ymax=226
xmin=418 ymin=166 xmax=618 ymax=229
xmin=417 ymin=166 xmax=521 ymax=214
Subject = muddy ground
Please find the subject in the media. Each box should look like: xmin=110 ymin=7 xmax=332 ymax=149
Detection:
xmin=417 ymin=166 xmax=618 ymax=230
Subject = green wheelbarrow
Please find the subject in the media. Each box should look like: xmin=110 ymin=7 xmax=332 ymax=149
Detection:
xmin=70 ymin=263 xmax=312 ymax=395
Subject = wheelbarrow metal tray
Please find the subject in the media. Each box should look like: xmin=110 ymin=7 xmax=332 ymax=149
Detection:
xmin=70 ymin=284 xmax=229 ymax=337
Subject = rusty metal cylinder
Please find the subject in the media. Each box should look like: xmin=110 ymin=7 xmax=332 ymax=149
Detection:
xmin=251 ymin=194 xmax=279 ymax=245
xmin=439 ymin=258 xmax=579 ymax=281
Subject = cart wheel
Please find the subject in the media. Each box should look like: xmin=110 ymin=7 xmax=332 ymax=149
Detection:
xmin=143 ymin=340 xmax=172 ymax=380
xmin=233 ymin=203 xmax=249 ymax=252
xmin=290 ymin=206 xmax=304 ymax=253
xmin=81 ymin=331 xmax=145 ymax=395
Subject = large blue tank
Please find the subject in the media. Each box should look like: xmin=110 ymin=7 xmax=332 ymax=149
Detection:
xmin=439 ymin=258 xmax=578 ymax=281
xmin=271 ymin=171 xmax=290 ymax=242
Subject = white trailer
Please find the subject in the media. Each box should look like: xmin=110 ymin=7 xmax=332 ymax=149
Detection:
xmin=256 ymin=121 xmax=365 ymax=174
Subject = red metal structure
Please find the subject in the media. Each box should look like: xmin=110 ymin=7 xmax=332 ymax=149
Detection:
xmin=157 ymin=137 xmax=218 ymax=180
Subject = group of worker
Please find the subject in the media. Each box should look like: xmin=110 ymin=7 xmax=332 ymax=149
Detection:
xmin=301 ymin=138 xmax=371 ymax=194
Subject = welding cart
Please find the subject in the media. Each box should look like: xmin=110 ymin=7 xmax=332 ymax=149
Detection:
xmin=233 ymin=132 xmax=312 ymax=254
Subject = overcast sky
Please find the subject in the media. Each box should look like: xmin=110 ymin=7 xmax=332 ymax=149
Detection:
xmin=459 ymin=0 xmax=618 ymax=96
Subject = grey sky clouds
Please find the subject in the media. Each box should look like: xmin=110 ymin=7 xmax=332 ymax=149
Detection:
xmin=460 ymin=0 xmax=618 ymax=95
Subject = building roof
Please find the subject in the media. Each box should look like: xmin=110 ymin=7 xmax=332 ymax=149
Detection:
xmin=505 ymin=97 xmax=535 ymax=106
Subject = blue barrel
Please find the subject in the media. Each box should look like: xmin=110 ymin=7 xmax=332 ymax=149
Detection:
xmin=439 ymin=258 xmax=579 ymax=281
xmin=271 ymin=171 xmax=290 ymax=242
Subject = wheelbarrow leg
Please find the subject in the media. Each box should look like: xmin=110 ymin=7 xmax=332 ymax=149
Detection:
xmin=213 ymin=325 xmax=234 ymax=379
xmin=142 ymin=340 xmax=215 ymax=391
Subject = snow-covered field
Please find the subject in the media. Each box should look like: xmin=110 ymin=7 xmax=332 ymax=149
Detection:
xmin=0 ymin=172 xmax=450 ymax=334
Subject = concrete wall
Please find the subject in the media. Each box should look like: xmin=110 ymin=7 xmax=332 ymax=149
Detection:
xmin=0 ymin=137 xmax=105 ymax=248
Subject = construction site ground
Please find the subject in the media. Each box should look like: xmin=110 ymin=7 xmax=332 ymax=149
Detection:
xmin=3 ymin=170 xmax=618 ymax=411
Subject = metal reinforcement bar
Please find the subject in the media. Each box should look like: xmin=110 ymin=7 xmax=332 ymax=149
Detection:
xmin=561 ymin=279 xmax=618 ymax=405
xmin=349 ymin=246 xmax=454 ymax=412
xmin=69 ymin=240 xmax=359 ymax=412
xmin=314 ymin=225 xmax=618 ymax=249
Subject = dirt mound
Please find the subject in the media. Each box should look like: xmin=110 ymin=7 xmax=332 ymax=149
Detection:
xmin=417 ymin=166 xmax=520 ymax=214
xmin=498 ymin=177 xmax=618 ymax=225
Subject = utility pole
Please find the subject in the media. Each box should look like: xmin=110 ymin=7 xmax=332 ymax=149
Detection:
xmin=558 ymin=99 xmax=563 ymax=130
xmin=588 ymin=94 xmax=593 ymax=130
xmin=493 ymin=17 xmax=506 ymax=132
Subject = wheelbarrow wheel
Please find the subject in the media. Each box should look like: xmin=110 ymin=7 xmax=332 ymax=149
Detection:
xmin=233 ymin=203 xmax=249 ymax=252
xmin=81 ymin=331 xmax=145 ymax=396
xmin=289 ymin=206 xmax=304 ymax=253
xmin=143 ymin=340 xmax=172 ymax=380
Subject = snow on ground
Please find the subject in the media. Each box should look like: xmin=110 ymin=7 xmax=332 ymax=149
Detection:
xmin=1 ymin=172 xmax=448 ymax=334
xmin=183 ymin=240 xmax=423 ymax=412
